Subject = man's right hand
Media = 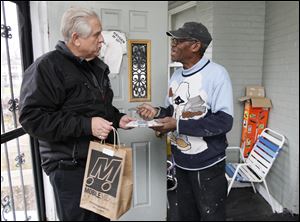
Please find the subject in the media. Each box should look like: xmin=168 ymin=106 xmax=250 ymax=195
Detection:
xmin=91 ymin=117 xmax=113 ymax=140
xmin=136 ymin=103 xmax=158 ymax=120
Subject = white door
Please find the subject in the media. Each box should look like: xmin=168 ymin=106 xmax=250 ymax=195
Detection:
xmin=47 ymin=1 xmax=169 ymax=220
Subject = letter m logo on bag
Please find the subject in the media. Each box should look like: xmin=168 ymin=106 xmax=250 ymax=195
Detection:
xmin=85 ymin=149 xmax=122 ymax=197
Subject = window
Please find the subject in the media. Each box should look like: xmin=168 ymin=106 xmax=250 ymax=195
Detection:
xmin=1 ymin=1 xmax=45 ymax=220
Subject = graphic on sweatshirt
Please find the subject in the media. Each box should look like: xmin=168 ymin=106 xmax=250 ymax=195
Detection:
xmin=168 ymin=80 xmax=208 ymax=154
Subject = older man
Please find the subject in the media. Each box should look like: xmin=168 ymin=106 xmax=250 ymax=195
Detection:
xmin=19 ymin=7 xmax=134 ymax=221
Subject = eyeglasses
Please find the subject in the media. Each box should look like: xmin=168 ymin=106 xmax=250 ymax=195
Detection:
xmin=170 ymin=37 xmax=199 ymax=46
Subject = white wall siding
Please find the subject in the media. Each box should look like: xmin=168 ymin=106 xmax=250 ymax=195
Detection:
xmin=196 ymin=1 xmax=213 ymax=60
xmin=212 ymin=1 xmax=266 ymax=146
xmin=262 ymin=1 xmax=299 ymax=214
xmin=171 ymin=5 xmax=197 ymax=29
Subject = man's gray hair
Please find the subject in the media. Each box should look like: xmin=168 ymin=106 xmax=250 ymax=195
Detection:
xmin=60 ymin=7 xmax=100 ymax=42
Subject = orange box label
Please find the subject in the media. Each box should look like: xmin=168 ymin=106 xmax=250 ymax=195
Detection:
xmin=240 ymin=101 xmax=269 ymax=157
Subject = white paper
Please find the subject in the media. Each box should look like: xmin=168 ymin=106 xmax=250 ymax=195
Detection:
xmin=102 ymin=148 xmax=114 ymax=156
xmin=125 ymin=120 xmax=163 ymax=128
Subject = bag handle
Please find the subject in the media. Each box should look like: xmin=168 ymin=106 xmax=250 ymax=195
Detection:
xmin=99 ymin=127 xmax=121 ymax=150
xmin=112 ymin=127 xmax=121 ymax=150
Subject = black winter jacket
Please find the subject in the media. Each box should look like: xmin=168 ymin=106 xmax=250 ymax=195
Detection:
xmin=19 ymin=41 xmax=125 ymax=174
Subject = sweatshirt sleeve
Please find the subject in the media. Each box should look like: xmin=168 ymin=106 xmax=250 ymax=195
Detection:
xmin=178 ymin=111 xmax=233 ymax=137
xmin=154 ymin=105 xmax=174 ymax=119
xmin=19 ymin=59 xmax=91 ymax=142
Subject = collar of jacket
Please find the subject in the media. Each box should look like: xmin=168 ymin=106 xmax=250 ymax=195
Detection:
xmin=55 ymin=40 xmax=110 ymax=74
xmin=55 ymin=40 xmax=85 ymax=63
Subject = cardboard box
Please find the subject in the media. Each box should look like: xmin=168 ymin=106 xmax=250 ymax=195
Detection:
xmin=239 ymin=86 xmax=272 ymax=158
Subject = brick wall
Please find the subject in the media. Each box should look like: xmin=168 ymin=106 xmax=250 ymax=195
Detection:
xmin=262 ymin=1 xmax=299 ymax=214
xmin=212 ymin=1 xmax=266 ymax=146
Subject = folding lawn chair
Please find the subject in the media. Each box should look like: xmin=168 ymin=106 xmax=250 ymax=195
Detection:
xmin=225 ymin=128 xmax=285 ymax=213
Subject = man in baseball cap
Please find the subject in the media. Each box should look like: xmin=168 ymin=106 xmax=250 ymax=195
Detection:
xmin=166 ymin=22 xmax=212 ymax=60
xmin=137 ymin=21 xmax=233 ymax=221
xmin=167 ymin=22 xmax=212 ymax=45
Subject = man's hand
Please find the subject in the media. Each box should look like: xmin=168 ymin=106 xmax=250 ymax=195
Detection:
xmin=150 ymin=117 xmax=176 ymax=133
xmin=91 ymin=117 xmax=113 ymax=140
xmin=136 ymin=103 xmax=158 ymax=120
xmin=119 ymin=115 xmax=136 ymax=129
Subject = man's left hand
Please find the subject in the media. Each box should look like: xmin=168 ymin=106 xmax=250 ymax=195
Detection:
xmin=150 ymin=117 xmax=176 ymax=133
xmin=119 ymin=115 xmax=136 ymax=129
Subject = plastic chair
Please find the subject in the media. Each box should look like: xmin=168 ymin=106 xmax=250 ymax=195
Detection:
xmin=225 ymin=128 xmax=285 ymax=213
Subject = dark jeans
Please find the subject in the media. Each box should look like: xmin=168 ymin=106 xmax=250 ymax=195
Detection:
xmin=176 ymin=160 xmax=227 ymax=221
xmin=49 ymin=166 xmax=110 ymax=221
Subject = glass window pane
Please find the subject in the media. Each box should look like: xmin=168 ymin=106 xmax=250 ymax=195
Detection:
xmin=1 ymin=1 xmax=38 ymax=221
xmin=1 ymin=1 xmax=23 ymax=132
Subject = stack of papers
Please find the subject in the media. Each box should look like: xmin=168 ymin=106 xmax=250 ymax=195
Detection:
xmin=125 ymin=120 xmax=163 ymax=128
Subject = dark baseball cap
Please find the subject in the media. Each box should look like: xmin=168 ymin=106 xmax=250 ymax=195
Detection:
xmin=167 ymin=22 xmax=212 ymax=45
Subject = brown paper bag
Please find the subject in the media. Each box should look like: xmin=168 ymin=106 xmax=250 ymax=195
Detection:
xmin=80 ymin=130 xmax=133 ymax=220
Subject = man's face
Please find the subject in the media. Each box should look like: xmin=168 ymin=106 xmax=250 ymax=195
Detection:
xmin=77 ymin=17 xmax=104 ymax=59
xmin=170 ymin=38 xmax=198 ymax=63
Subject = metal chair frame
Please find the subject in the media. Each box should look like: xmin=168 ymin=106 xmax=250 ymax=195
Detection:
xmin=225 ymin=128 xmax=285 ymax=213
